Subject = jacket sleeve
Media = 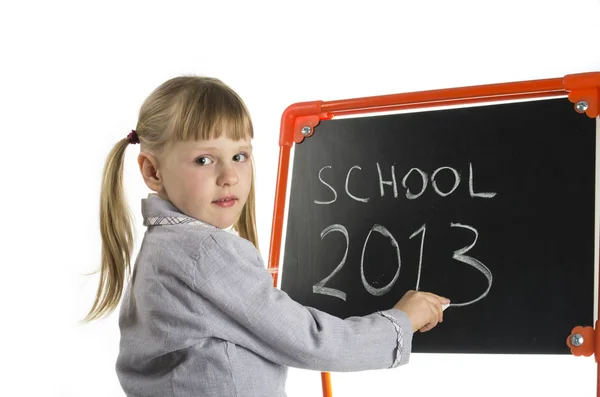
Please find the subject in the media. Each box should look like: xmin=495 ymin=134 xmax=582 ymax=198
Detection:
xmin=190 ymin=232 xmax=414 ymax=372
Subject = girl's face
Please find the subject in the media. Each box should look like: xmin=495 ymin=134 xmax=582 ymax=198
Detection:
xmin=158 ymin=135 xmax=253 ymax=229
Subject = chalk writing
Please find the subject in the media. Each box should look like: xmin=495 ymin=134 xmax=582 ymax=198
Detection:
xmin=361 ymin=224 xmax=401 ymax=296
xmin=313 ymin=222 xmax=493 ymax=307
xmin=409 ymin=223 xmax=426 ymax=291
xmin=312 ymin=224 xmax=349 ymax=300
xmin=314 ymin=166 xmax=337 ymax=204
xmin=449 ymin=223 xmax=493 ymax=306
xmin=314 ymin=162 xmax=497 ymax=203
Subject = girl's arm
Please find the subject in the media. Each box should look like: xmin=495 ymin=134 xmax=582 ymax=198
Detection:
xmin=190 ymin=232 xmax=413 ymax=372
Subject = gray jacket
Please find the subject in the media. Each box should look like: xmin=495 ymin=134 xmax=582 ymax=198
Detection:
xmin=116 ymin=194 xmax=413 ymax=397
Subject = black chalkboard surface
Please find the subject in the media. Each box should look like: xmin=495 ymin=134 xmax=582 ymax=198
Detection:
xmin=280 ymin=97 xmax=596 ymax=354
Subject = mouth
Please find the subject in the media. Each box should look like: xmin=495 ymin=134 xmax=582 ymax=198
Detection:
xmin=212 ymin=196 xmax=238 ymax=204
xmin=212 ymin=195 xmax=238 ymax=209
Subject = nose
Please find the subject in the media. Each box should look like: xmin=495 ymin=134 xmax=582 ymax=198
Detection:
xmin=217 ymin=164 xmax=239 ymax=187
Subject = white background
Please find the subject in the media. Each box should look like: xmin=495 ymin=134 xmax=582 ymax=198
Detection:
xmin=1 ymin=0 xmax=599 ymax=396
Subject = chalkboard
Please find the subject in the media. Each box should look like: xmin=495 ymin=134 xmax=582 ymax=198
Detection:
xmin=280 ymin=97 xmax=597 ymax=354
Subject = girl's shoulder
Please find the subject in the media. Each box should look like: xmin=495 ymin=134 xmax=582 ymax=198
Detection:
xmin=144 ymin=220 xmax=257 ymax=261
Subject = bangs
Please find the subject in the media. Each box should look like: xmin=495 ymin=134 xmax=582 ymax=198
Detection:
xmin=169 ymin=79 xmax=253 ymax=142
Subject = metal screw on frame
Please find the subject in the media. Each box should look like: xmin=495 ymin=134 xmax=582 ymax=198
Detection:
xmin=571 ymin=333 xmax=584 ymax=347
xmin=301 ymin=126 xmax=312 ymax=136
xmin=575 ymin=101 xmax=589 ymax=113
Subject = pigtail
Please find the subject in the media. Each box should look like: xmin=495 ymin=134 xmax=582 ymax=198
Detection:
xmin=83 ymin=138 xmax=135 ymax=322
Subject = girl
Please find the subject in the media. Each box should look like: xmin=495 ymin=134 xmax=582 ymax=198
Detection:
xmin=84 ymin=76 xmax=449 ymax=397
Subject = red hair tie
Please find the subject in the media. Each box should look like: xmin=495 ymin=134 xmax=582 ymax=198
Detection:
xmin=127 ymin=130 xmax=140 ymax=144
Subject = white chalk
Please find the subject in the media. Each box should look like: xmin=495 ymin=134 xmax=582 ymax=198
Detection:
xmin=442 ymin=303 xmax=450 ymax=311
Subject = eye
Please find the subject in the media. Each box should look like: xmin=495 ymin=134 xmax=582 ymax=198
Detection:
xmin=195 ymin=156 xmax=213 ymax=166
xmin=233 ymin=152 xmax=250 ymax=162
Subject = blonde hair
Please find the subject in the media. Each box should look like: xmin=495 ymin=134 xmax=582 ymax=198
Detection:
xmin=84 ymin=76 xmax=258 ymax=322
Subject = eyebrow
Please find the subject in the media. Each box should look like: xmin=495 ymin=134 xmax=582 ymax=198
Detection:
xmin=193 ymin=145 xmax=253 ymax=152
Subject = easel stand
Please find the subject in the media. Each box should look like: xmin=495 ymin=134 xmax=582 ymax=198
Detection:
xmin=268 ymin=72 xmax=600 ymax=397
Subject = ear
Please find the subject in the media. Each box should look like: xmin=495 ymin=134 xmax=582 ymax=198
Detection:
xmin=138 ymin=152 xmax=163 ymax=192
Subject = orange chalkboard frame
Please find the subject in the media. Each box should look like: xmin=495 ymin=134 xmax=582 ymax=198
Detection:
xmin=268 ymin=72 xmax=600 ymax=397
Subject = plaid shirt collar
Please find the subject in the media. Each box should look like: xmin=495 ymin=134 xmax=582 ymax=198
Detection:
xmin=141 ymin=193 xmax=236 ymax=234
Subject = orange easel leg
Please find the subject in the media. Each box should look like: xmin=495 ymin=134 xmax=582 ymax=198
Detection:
xmin=321 ymin=372 xmax=332 ymax=397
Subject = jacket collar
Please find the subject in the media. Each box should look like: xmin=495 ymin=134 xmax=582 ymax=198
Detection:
xmin=141 ymin=194 xmax=218 ymax=229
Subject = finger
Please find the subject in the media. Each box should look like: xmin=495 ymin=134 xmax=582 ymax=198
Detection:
xmin=434 ymin=303 xmax=442 ymax=325
xmin=433 ymin=301 xmax=443 ymax=323
xmin=427 ymin=304 xmax=439 ymax=329
xmin=423 ymin=291 xmax=450 ymax=305
xmin=426 ymin=301 xmax=440 ymax=325
xmin=437 ymin=300 xmax=444 ymax=322
xmin=424 ymin=299 xmax=443 ymax=323
xmin=439 ymin=296 xmax=451 ymax=304
xmin=425 ymin=294 xmax=450 ymax=312
xmin=419 ymin=321 xmax=435 ymax=333
xmin=422 ymin=308 xmax=441 ymax=332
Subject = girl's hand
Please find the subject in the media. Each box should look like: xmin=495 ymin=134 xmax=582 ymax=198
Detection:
xmin=393 ymin=290 xmax=450 ymax=332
